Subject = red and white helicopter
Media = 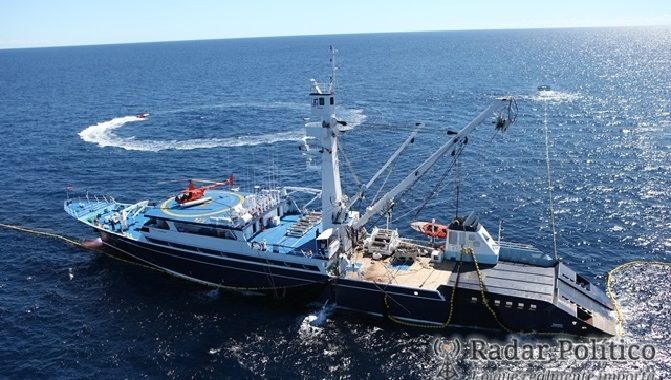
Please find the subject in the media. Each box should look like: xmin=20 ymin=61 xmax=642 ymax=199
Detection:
xmin=174 ymin=175 xmax=234 ymax=207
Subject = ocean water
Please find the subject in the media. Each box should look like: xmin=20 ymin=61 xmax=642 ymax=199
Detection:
xmin=1 ymin=27 xmax=670 ymax=379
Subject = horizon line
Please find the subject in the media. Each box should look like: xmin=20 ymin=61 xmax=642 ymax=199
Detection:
xmin=2 ymin=23 xmax=669 ymax=51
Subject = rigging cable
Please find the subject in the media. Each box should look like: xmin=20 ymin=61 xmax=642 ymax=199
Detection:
xmin=543 ymin=101 xmax=559 ymax=260
xmin=338 ymin=138 xmax=363 ymax=188
xmin=454 ymin=148 xmax=461 ymax=219
xmin=391 ymin=143 xmax=465 ymax=224
xmin=369 ymin=163 xmax=395 ymax=207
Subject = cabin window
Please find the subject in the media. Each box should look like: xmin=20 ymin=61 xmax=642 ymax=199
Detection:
xmin=173 ymin=222 xmax=237 ymax=240
xmin=530 ymin=304 xmax=537 ymax=311
xmin=470 ymin=297 xmax=478 ymax=303
xmin=494 ymin=300 xmax=501 ymax=306
xmin=517 ymin=303 xmax=524 ymax=309
xmin=312 ymin=99 xmax=318 ymax=106
xmin=577 ymin=306 xmax=592 ymax=321
xmin=449 ymin=233 xmax=458 ymax=245
xmin=217 ymin=229 xmax=237 ymax=240
xmin=330 ymin=97 xmax=334 ymax=105
xmin=319 ymin=97 xmax=325 ymax=106
xmin=155 ymin=219 xmax=169 ymax=230
xmin=174 ymin=222 xmax=197 ymax=233
xmin=505 ymin=301 xmax=513 ymax=308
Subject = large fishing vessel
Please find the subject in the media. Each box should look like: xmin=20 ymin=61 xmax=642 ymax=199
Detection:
xmin=66 ymin=47 xmax=617 ymax=336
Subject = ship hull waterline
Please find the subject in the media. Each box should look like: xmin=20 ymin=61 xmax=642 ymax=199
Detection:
xmin=95 ymin=231 xmax=610 ymax=336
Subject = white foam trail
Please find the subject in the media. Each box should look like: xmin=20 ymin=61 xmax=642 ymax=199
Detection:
xmin=79 ymin=115 xmax=143 ymax=147
xmin=337 ymin=108 xmax=367 ymax=131
xmin=79 ymin=115 xmax=305 ymax=152
xmin=297 ymin=301 xmax=335 ymax=338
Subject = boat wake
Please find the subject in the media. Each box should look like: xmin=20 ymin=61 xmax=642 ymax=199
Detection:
xmin=79 ymin=115 xmax=304 ymax=152
xmin=338 ymin=108 xmax=367 ymax=131
xmin=298 ymin=301 xmax=336 ymax=338
xmin=79 ymin=108 xmax=366 ymax=152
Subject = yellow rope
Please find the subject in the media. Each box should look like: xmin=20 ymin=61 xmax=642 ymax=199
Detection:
xmin=606 ymin=260 xmax=671 ymax=336
xmin=4 ymin=222 xmax=671 ymax=333
xmin=381 ymin=256 xmax=464 ymax=329
xmin=444 ymin=260 xmax=462 ymax=326
xmin=0 ymin=222 xmax=321 ymax=293
xmin=381 ymin=245 xmax=671 ymax=338
xmin=465 ymin=247 xmax=513 ymax=333
xmin=0 ymin=223 xmax=84 ymax=247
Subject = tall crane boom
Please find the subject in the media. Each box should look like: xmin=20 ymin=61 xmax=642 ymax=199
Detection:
xmin=353 ymin=97 xmax=517 ymax=230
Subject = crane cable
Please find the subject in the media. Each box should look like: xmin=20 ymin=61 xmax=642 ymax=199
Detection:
xmin=338 ymin=138 xmax=363 ymax=188
xmin=391 ymin=143 xmax=465 ymax=224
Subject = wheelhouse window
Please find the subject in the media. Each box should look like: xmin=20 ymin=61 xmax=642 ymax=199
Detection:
xmin=319 ymin=97 xmax=325 ymax=105
xmin=147 ymin=218 xmax=169 ymax=230
xmin=174 ymin=222 xmax=237 ymax=240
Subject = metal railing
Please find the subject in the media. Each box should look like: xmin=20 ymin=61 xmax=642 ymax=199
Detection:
xmin=499 ymin=241 xmax=543 ymax=252
xmin=252 ymin=241 xmax=329 ymax=260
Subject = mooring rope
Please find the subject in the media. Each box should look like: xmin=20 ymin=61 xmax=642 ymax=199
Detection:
xmin=3 ymin=222 xmax=670 ymax=336
xmin=0 ymin=222 xmax=321 ymax=292
xmin=0 ymin=223 xmax=85 ymax=248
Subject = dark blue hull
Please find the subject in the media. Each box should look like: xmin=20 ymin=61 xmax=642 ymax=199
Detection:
xmin=96 ymin=232 xmax=610 ymax=336
xmin=99 ymin=232 xmax=330 ymax=294
xmin=331 ymin=279 xmax=605 ymax=336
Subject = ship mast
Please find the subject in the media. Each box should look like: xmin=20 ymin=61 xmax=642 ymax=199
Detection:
xmin=303 ymin=46 xmax=346 ymax=231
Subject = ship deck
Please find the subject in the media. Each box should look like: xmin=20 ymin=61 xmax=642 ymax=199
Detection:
xmin=251 ymin=214 xmax=323 ymax=254
xmin=346 ymin=248 xmax=455 ymax=290
xmin=347 ymin=246 xmax=556 ymax=303
xmin=144 ymin=190 xmax=245 ymax=223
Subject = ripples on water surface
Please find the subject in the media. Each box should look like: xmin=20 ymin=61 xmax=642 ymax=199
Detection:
xmin=0 ymin=27 xmax=670 ymax=378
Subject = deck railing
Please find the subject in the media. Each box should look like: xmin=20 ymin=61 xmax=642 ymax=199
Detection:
xmin=253 ymin=241 xmax=329 ymax=260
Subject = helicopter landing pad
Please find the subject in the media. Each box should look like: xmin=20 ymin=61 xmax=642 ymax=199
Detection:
xmin=146 ymin=190 xmax=245 ymax=222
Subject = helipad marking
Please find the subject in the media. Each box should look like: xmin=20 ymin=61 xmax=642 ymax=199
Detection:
xmin=159 ymin=191 xmax=245 ymax=218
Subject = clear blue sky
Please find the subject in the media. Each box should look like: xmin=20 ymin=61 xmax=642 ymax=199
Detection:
xmin=1 ymin=0 xmax=670 ymax=49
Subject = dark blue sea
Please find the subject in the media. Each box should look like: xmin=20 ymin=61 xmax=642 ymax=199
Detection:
xmin=1 ymin=27 xmax=670 ymax=379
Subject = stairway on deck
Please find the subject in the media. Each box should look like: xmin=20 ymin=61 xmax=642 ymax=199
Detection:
xmin=286 ymin=212 xmax=321 ymax=237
